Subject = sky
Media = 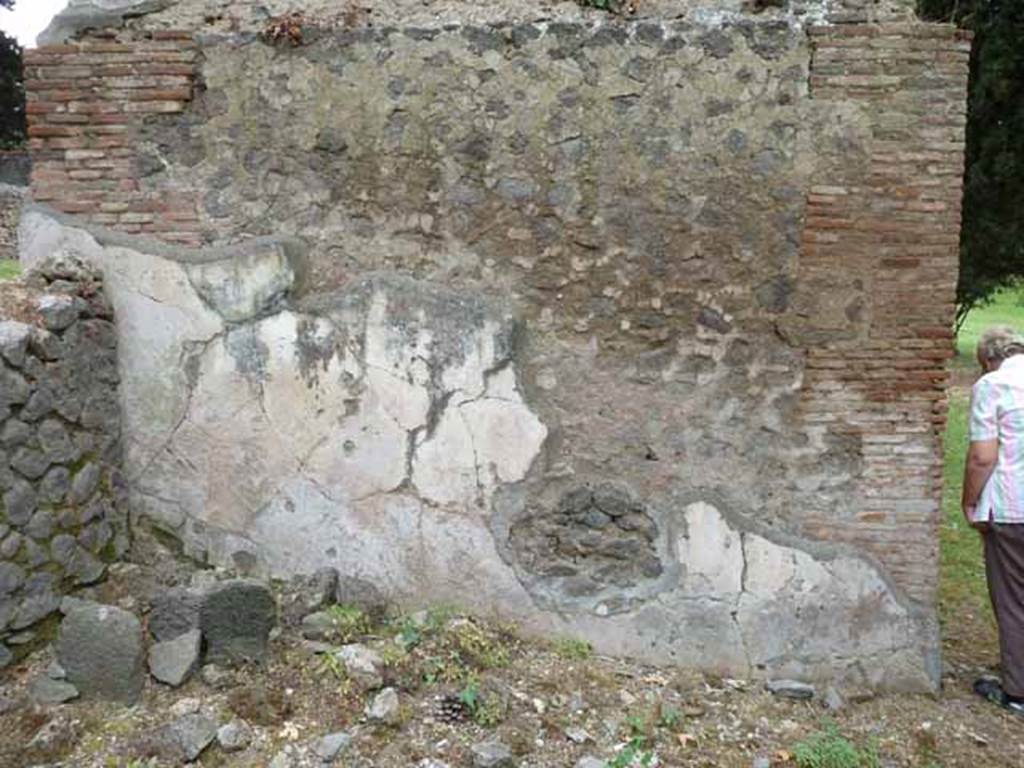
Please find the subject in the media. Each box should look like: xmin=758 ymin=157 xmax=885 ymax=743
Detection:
xmin=0 ymin=0 xmax=68 ymax=48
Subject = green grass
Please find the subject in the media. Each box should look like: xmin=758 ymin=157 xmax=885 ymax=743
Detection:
xmin=0 ymin=260 xmax=19 ymax=280
xmin=956 ymin=285 xmax=1024 ymax=363
xmin=938 ymin=391 xmax=989 ymax=624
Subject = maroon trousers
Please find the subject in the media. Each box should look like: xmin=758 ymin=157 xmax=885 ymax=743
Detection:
xmin=984 ymin=524 xmax=1024 ymax=697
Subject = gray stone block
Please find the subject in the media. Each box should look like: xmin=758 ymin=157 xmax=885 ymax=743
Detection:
xmin=0 ymin=321 xmax=32 ymax=367
xmin=200 ymin=579 xmax=276 ymax=665
xmin=69 ymin=462 xmax=100 ymax=505
xmin=0 ymin=418 xmax=30 ymax=448
xmin=148 ymin=586 xmax=202 ymax=642
xmin=0 ymin=531 xmax=21 ymax=558
xmin=3 ymin=478 xmax=36 ymax=525
xmin=25 ymin=509 xmax=56 ymax=540
xmin=148 ymin=628 xmax=201 ymax=687
xmin=38 ymin=466 xmax=70 ymax=504
xmin=37 ymin=419 xmax=77 ymax=465
xmin=20 ymin=387 xmax=55 ymax=422
xmin=29 ymin=676 xmax=79 ymax=706
xmin=765 ymin=679 xmax=815 ymax=700
xmin=36 ymin=295 xmax=82 ymax=331
xmin=0 ymin=562 xmax=24 ymax=595
xmin=315 ymin=730 xmax=352 ymax=762
xmin=0 ymin=368 xmax=29 ymax=409
xmin=55 ymin=600 xmax=145 ymax=705
xmin=471 ymin=740 xmax=514 ymax=768
xmin=217 ymin=719 xmax=254 ymax=752
xmin=11 ymin=590 xmax=61 ymax=630
xmin=10 ymin=447 xmax=50 ymax=481
xmin=146 ymin=713 xmax=218 ymax=762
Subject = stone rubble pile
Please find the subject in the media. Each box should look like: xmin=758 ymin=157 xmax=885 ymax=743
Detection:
xmin=28 ymin=577 xmax=276 ymax=707
xmin=16 ymin=568 xmax=412 ymax=765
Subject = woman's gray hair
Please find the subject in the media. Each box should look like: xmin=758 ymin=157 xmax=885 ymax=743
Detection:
xmin=977 ymin=325 xmax=1024 ymax=364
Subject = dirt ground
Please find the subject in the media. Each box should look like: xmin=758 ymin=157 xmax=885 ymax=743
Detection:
xmin=0 ymin=558 xmax=1021 ymax=768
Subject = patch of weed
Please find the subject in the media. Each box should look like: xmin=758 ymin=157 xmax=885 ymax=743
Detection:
xmin=379 ymin=642 xmax=409 ymax=668
xmin=0 ymin=261 xmax=20 ymax=281
xmin=323 ymin=604 xmax=373 ymax=642
xmin=396 ymin=617 xmax=422 ymax=649
xmin=792 ymin=723 xmax=880 ymax=768
xmin=456 ymin=676 xmax=504 ymax=727
xmin=441 ymin=616 xmax=512 ymax=670
xmin=657 ymin=703 xmax=681 ymax=730
xmin=607 ymin=735 xmax=656 ymax=768
xmin=552 ymin=636 xmax=593 ymax=660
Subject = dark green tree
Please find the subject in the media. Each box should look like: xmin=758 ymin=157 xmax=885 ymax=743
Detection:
xmin=919 ymin=0 xmax=1024 ymax=329
xmin=0 ymin=0 xmax=25 ymax=149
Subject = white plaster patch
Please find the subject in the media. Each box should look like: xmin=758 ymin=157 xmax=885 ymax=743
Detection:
xmin=413 ymin=407 xmax=479 ymax=507
xmin=459 ymin=397 xmax=547 ymax=485
xmin=678 ymin=501 xmax=743 ymax=597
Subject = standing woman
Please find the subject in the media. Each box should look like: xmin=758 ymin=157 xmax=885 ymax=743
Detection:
xmin=963 ymin=325 xmax=1024 ymax=714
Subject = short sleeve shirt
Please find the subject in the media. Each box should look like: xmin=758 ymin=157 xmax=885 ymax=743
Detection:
xmin=969 ymin=354 xmax=1024 ymax=523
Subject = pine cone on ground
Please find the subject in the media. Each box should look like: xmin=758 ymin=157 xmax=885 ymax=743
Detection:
xmin=434 ymin=694 xmax=468 ymax=724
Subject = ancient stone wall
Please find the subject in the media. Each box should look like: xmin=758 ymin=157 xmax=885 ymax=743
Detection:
xmin=0 ymin=258 xmax=128 ymax=667
xmin=0 ymin=184 xmax=24 ymax=262
xmin=0 ymin=152 xmax=31 ymax=261
xmin=19 ymin=2 xmax=971 ymax=691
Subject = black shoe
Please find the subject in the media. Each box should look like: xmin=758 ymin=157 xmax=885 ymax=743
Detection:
xmin=974 ymin=676 xmax=1024 ymax=715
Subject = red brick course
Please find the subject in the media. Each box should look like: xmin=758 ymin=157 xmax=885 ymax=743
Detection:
xmin=24 ymin=36 xmax=201 ymax=246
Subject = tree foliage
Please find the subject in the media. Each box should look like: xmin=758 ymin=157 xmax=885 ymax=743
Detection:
xmin=919 ymin=0 xmax=1024 ymax=329
xmin=0 ymin=0 xmax=25 ymax=149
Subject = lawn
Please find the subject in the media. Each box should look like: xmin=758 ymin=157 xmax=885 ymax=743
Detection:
xmin=955 ymin=285 xmax=1024 ymax=363
xmin=0 ymin=260 xmax=19 ymax=281
xmin=939 ymin=286 xmax=1024 ymax=651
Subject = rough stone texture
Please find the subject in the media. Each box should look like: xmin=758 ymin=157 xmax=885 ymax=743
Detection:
xmin=144 ymin=712 xmax=218 ymax=762
xmin=0 ymin=183 xmax=24 ymax=262
xmin=133 ymin=0 xmax=916 ymax=31
xmin=19 ymin=10 xmax=971 ymax=692
xmin=148 ymin=579 xmax=275 ymax=663
xmin=148 ymin=585 xmax=202 ymax=641
xmin=765 ymin=678 xmax=815 ymax=700
xmin=0 ymin=259 xmax=127 ymax=660
xmin=366 ymin=687 xmax=401 ymax=725
xmin=148 ymin=628 xmax=201 ymax=686
xmin=315 ymin=731 xmax=353 ymax=762
xmin=28 ymin=675 xmax=79 ymax=705
xmin=0 ymin=152 xmax=30 ymax=187
xmin=199 ymin=579 xmax=276 ymax=664
xmin=217 ymin=719 xmax=254 ymax=752
xmin=38 ymin=0 xmax=178 ymax=46
xmin=471 ymin=740 xmax=515 ymax=768
xmin=55 ymin=600 xmax=145 ymax=705
xmin=334 ymin=644 xmax=384 ymax=690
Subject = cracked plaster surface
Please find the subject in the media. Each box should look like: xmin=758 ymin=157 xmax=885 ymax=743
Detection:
xmin=18 ymin=209 xmax=937 ymax=691
xmin=18 ymin=209 xmax=548 ymax=582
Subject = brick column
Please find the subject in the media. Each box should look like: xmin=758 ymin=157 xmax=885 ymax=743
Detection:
xmin=24 ymin=33 xmax=201 ymax=245
xmin=794 ymin=23 xmax=971 ymax=604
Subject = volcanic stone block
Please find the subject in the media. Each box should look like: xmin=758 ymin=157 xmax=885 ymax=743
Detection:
xmin=199 ymin=579 xmax=276 ymax=665
xmin=55 ymin=600 xmax=144 ymax=705
xmin=149 ymin=585 xmax=202 ymax=642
